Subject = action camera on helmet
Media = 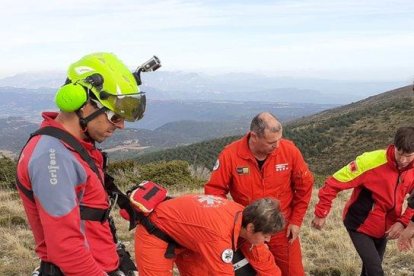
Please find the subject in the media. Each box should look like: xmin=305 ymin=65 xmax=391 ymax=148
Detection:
xmin=140 ymin=56 xmax=161 ymax=72
xmin=133 ymin=55 xmax=161 ymax=85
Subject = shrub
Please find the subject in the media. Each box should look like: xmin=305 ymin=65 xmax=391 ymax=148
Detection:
xmin=109 ymin=159 xmax=204 ymax=191
xmin=138 ymin=160 xmax=204 ymax=190
xmin=0 ymin=155 xmax=17 ymax=190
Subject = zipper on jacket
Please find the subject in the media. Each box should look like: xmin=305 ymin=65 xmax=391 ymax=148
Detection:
xmin=391 ymin=172 xmax=402 ymax=211
xmin=385 ymin=172 xmax=402 ymax=233
xmin=247 ymin=157 xmax=264 ymax=201
xmin=253 ymin=157 xmax=265 ymax=196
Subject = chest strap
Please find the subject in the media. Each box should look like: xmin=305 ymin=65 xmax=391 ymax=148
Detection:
xmin=16 ymin=177 xmax=110 ymax=223
xmin=16 ymin=126 xmax=136 ymax=228
xmin=79 ymin=205 xmax=110 ymax=222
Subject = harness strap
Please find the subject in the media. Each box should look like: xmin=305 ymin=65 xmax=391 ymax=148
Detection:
xmin=16 ymin=126 xmax=137 ymax=229
xmin=105 ymin=173 xmax=137 ymax=230
xmin=136 ymin=212 xmax=180 ymax=259
xmin=79 ymin=205 xmax=110 ymax=222
xmin=16 ymin=178 xmax=34 ymax=202
xmin=16 ymin=178 xmax=109 ymax=223
xmin=33 ymin=127 xmax=104 ymax=183
xmin=232 ymin=248 xmax=256 ymax=276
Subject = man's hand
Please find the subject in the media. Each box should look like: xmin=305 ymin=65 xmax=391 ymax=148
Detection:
xmin=311 ymin=216 xmax=326 ymax=230
xmin=398 ymin=221 xmax=414 ymax=251
xmin=385 ymin=222 xmax=404 ymax=240
xmin=286 ymin=224 xmax=300 ymax=244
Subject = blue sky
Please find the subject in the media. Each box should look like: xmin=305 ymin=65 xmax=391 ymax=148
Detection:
xmin=1 ymin=0 xmax=413 ymax=81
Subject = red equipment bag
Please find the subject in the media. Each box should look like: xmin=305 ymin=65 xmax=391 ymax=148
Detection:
xmin=128 ymin=180 xmax=168 ymax=214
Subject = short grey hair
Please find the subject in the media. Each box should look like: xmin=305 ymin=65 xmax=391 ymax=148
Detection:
xmin=250 ymin=112 xmax=282 ymax=137
xmin=242 ymin=198 xmax=285 ymax=234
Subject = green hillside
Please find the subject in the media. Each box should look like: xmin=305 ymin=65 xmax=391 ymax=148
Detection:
xmin=134 ymin=85 xmax=414 ymax=175
xmin=134 ymin=135 xmax=240 ymax=170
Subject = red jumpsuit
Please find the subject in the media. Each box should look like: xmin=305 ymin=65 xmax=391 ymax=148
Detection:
xmin=16 ymin=112 xmax=117 ymax=275
xmin=205 ymin=134 xmax=314 ymax=275
xmin=134 ymin=194 xmax=281 ymax=276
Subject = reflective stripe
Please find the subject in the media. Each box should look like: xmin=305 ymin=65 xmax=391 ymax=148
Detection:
xmin=333 ymin=149 xmax=387 ymax=182
xmin=233 ymin=257 xmax=249 ymax=271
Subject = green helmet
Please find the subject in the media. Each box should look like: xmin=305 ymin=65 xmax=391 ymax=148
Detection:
xmin=67 ymin=52 xmax=146 ymax=121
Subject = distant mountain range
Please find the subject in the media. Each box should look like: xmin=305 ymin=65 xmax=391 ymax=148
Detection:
xmin=0 ymin=86 xmax=332 ymax=156
xmin=0 ymin=71 xmax=405 ymax=104
xmin=0 ymin=86 xmax=333 ymax=128
xmin=0 ymin=71 xmax=409 ymax=161
xmin=131 ymin=84 xmax=414 ymax=175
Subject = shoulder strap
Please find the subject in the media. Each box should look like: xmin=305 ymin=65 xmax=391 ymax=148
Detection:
xmin=16 ymin=177 xmax=34 ymax=202
xmin=35 ymin=127 xmax=137 ymax=230
xmin=15 ymin=129 xmax=43 ymax=203
xmin=17 ymin=126 xmax=138 ymax=230
xmin=33 ymin=126 xmax=104 ymax=183
xmin=16 ymin=126 xmax=104 ymax=201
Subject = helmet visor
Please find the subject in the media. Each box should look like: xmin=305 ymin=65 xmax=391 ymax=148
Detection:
xmin=104 ymin=92 xmax=146 ymax=122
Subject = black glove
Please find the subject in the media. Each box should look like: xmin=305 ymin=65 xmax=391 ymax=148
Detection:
xmin=408 ymin=193 xmax=414 ymax=209
xmin=116 ymin=242 xmax=137 ymax=276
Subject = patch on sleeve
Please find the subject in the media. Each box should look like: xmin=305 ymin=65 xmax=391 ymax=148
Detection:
xmin=221 ymin=249 xmax=234 ymax=263
xmin=213 ymin=159 xmax=220 ymax=171
xmin=348 ymin=160 xmax=358 ymax=173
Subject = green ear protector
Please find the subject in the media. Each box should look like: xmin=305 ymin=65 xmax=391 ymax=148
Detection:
xmin=55 ymin=73 xmax=104 ymax=112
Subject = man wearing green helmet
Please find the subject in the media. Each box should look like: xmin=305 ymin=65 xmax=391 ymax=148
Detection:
xmin=16 ymin=52 xmax=160 ymax=275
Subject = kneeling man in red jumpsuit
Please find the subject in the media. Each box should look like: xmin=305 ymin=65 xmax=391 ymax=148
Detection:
xmin=135 ymin=195 xmax=285 ymax=276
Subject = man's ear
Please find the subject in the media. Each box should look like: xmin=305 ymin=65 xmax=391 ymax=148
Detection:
xmin=246 ymin=223 xmax=255 ymax=233
xmin=250 ymin=131 xmax=258 ymax=141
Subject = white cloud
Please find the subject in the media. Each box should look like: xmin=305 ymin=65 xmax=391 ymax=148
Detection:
xmin=0 ymin=0 xmax=413 ymax=80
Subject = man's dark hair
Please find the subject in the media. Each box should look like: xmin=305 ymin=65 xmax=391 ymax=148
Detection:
xmin=250 ymin=112 xmax=282 ymax=137
xmin=394 ymin=127 xmax=414 ymax=153
xmin=242 ymin=198 xmax=285 ymax=234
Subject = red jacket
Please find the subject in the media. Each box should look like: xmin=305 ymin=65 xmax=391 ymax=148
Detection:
xmin=149 ymin=194 xmax=280 ymax=276
xmin=16 ymin=112 xmax=117 ymax=275
xmin=205 ymin=134 xmax=314 ymax=226
xmin=315 ymin=145 xmax=414 ymax=238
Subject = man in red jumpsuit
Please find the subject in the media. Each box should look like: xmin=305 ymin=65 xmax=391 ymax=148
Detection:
xmin=205 ymin=112 xmax=314 ymax=275
xmin=135 ymin=195 xmax=285 ymax=276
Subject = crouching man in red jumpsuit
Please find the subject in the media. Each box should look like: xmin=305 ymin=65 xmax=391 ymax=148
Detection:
xmin=134 ymin=195 xmax=285 ymax=276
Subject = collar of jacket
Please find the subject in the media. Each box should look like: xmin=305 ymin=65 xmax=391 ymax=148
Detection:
xmin=41 ymin=111 xmax=96 ymax=152
xmin=232 ymin=210 xmax=243 ymax=250
xmin=387 ymin=144 xmax=414 ymax=172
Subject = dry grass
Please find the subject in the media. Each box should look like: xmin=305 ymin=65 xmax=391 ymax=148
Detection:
xmin=2 ymin=187 xmax=414 ymax=275
xmin=0 ymin=190 xmax=39 ymax=275
xmin=303 ymin=189 xmax=414 ymax=275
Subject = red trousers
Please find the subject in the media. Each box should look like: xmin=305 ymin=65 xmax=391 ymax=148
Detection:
xmin=135 ymin=225 xmax=213 ymax=276
xmin=268 ymin=229 xmax=304 ymax=276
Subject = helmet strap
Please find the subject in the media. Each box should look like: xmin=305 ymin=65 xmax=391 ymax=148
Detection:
xmin=78 ymin=108 xmax=106 ymax=128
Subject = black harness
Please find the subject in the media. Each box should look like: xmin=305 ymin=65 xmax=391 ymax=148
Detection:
xmin=16 ymin=126 xmax=137 ymax=274
xmin=16 ymin=126 xmax=136 ymax=228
